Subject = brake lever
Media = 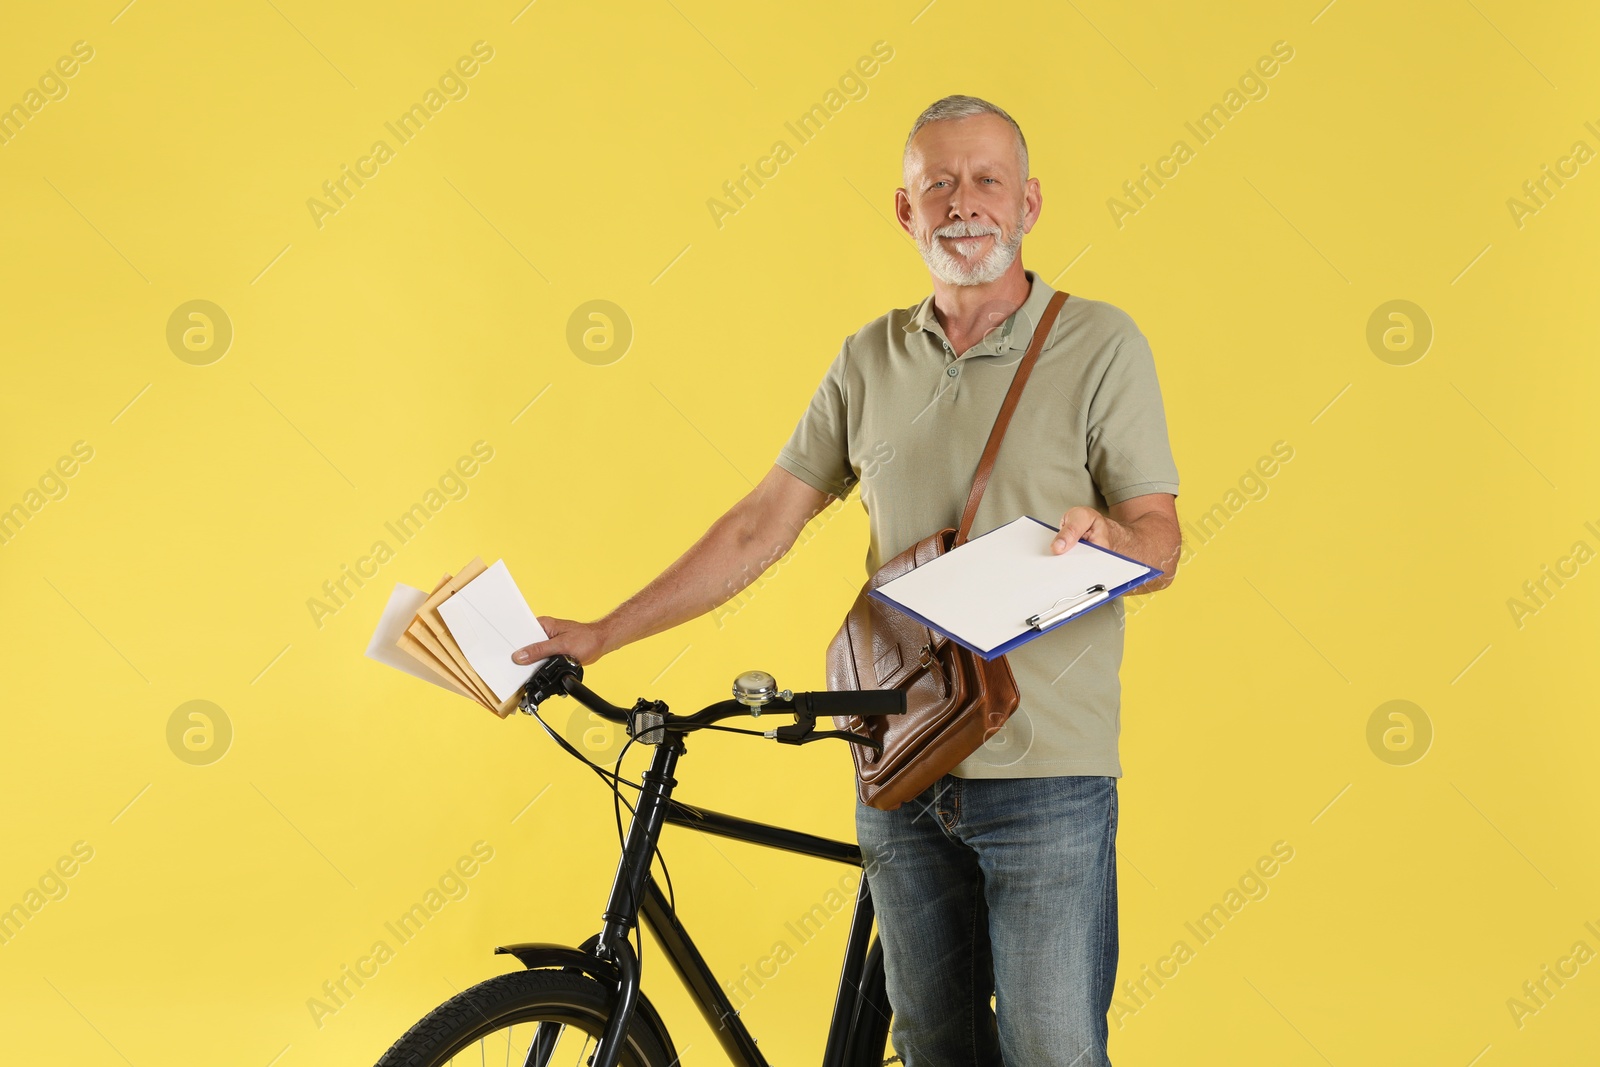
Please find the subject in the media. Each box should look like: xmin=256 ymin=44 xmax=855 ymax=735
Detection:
xmin=768 ymin=712 xmax=883 ymax=753
xmin=519 ymin=654 xmax=583 ymax=713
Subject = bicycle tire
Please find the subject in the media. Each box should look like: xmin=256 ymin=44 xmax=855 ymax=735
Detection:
xmin=853 ymin=1004 xmax=898 ymax=1066
xmin=374 ymin=969 xmax=671 ymax=1067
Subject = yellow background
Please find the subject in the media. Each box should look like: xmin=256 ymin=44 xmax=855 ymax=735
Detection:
xmin=2 ymin=1 xmax=1596 ymax=1064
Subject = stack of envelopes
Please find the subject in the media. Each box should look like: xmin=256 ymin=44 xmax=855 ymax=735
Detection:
xmin=366 ymin=556 xmax=551 ymax=718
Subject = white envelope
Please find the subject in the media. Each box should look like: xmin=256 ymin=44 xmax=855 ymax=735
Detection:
xmin=437 ymin=559 xmax=551 ymax=702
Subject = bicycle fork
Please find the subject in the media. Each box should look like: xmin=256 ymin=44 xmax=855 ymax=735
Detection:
xmin=540 ymin=739 xmax=682 ymax=1067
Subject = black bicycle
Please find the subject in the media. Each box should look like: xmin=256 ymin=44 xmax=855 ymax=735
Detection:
xmin=375 ymin=654 xmax=907 ymax=1067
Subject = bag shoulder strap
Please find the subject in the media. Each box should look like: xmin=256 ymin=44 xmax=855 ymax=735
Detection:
xmin=954 ymin=288 xmax=1070 ymax=545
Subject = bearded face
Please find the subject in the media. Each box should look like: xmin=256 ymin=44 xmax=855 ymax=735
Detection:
xmin=911 ymin=201 xmax=1028 ymax=287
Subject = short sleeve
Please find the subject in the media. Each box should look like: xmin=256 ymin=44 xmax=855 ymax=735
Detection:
xmin=775 ymin=339 xmax=858 ymax=499
xmin=1086 ymin=332 xmax=1180 ymax=505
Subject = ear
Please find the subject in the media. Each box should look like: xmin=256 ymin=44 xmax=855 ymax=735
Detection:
xmin=894 ymin=188 xmax=915 ymax=235
xmin=1022 ymin=177 xmax=1042 ymax=233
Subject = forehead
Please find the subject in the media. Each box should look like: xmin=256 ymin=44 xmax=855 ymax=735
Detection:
xmin=907 ymin=114 xmax=1020 ymax=175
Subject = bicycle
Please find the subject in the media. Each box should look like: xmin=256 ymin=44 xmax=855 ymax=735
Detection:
xmin=375 ymin=653 xmax=908 ymax=1067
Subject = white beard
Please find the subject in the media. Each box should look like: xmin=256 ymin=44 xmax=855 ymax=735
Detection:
xmin=914 ymin=207 xmax=1026 ymax=286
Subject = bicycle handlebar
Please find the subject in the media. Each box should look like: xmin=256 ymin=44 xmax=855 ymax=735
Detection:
xmin=560 ymin=675 xmax=631 ymax=723
xmin=518 ymin=656 xmax=905 ymax=749
xmin=787 ymin=688 xmax=907 ymax=719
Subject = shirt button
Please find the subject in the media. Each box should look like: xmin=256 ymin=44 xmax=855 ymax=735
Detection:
xmin=946 ymin=366 xmax=958 ymax=377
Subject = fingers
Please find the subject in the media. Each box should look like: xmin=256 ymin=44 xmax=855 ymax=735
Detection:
xmin=513 ymin=616 xmax=562 ymax=664
xmin=511 ymin=642 xmax=548 ymax=665
xmin=513 ymin=617 xmax=606 ymax=667
xmin=1052 ymin=507 xmax=1092 ymax=553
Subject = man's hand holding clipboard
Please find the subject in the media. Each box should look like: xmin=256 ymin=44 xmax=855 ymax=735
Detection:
xmin=1050 ymin=500 xmax=1182 ymax=595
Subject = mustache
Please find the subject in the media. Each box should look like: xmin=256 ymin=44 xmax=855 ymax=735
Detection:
xmin=933 ymin=221 xmax=1000 ymax=238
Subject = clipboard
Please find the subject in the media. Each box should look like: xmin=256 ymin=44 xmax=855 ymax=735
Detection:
xmin=868 ymin=515 xmax=1162 ymax=661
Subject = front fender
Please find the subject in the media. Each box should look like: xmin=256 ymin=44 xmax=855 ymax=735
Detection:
xmin=495 ymin=941 xmax=617 ymax=980
xmin=494 ymin=942 xmax=677 ymax=1063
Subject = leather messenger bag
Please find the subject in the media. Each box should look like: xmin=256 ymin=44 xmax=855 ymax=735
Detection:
xmin=826 ymin=289 xmax=1070 ymax=810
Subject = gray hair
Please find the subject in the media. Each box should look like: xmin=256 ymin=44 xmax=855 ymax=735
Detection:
xmin=902 ymin=95 xmax=1029 ymax=184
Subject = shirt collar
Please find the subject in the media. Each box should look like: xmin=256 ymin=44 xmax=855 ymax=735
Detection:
xmin=903 ymin=269 xmax=1059 ymax=354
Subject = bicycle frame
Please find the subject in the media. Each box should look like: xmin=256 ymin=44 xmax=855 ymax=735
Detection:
xmin=498 ymin=737 xmax=887 ymax=1067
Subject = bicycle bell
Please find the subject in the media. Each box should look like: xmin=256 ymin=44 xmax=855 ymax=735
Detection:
xmin=732 ymin=669 xmax=790 ymax=713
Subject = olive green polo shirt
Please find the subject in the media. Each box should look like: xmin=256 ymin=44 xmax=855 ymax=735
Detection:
xmin=775 ymin=268 xmax=1180 ymax=779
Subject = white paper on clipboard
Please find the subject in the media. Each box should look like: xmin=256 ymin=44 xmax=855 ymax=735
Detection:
xmin=869 ymin=515 xmax=1159 ymax=658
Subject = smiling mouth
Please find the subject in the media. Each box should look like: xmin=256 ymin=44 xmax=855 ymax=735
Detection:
xmin=942 ymin=233 xmax=993 ymax=255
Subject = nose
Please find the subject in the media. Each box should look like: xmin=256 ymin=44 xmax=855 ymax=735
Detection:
xmin=946 ymin=183 xmax=979 ymax=221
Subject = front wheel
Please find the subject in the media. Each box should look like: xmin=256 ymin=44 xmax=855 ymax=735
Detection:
xmin=375 ymin=969 xmax=670 ymax=1067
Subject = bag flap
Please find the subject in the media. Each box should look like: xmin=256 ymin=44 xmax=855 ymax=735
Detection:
xmin=851 ymin=643 xmax=973 ymax=782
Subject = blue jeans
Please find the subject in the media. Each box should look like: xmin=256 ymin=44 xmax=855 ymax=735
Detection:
xmin=857 ymin=774 xmax=1119 ymax=1067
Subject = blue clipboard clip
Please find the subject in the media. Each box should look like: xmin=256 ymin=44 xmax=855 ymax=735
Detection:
xmin=1024 ymin=583 xmax=1110 ymax=631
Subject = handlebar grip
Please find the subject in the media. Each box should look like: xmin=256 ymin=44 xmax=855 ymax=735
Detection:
xmin=522 ymin=655 xmax=629 ymax=723
xmin=796 ymin=689 xmax=907 ymax=718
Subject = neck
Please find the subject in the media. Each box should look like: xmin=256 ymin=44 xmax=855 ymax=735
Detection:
xmin=930 ymin=260 xmax=1033 ymax=352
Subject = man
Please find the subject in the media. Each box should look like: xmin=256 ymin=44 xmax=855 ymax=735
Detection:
xmin=512 ymin=95 xmax=1180 ymax=1065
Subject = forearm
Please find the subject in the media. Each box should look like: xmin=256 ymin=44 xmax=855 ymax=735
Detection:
xmin=1104 ymin=512 xmax=1182 ymax=594
xmin=595 ymin=505 xmax=798 ymax=654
